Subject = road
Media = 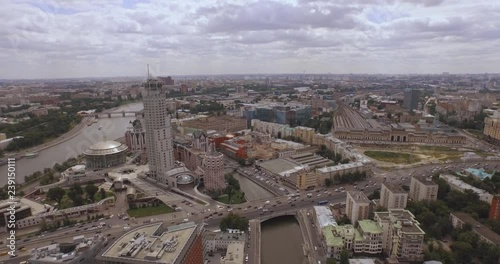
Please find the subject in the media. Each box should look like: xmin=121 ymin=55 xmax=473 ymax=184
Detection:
xmin=6 ymin=155 xmax=500 ymax=263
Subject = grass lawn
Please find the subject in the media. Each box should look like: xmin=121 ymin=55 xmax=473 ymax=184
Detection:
xmin=364 ymin=150 xmax=421 ymax=164
xmin=127 ymin=204 xmax=174 ymax=218
xmin=418 ymin=145 xmax=456 ymax=152
xmin=216 ymin=191 xmax=246 ymax=204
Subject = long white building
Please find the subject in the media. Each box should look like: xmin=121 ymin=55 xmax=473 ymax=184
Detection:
xmin=143 ymin=76 xmax=175 ymax=184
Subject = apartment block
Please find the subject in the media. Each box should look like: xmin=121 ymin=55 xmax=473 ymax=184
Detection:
xmin=346 ymin=191 xmax=370 ymax=224
xmin=374 ymin=209 xmax=425 ymax=262
xmin=409 ymin=176 xmax=438 ymax=203
xmin=380 ymin=182 xmax=408 ymax=209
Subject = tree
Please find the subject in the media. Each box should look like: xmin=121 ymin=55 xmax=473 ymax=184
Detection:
xmin=327 ymin=259 xmax=337 ymax=264
xmin=85 ymin=184 xmax=99 ymax=202
xmin=325 ymin=178 xmax=333 ymax=187
xmin=67 ymin=190 xmax=84 ymax=206
xmin=224 ymin=185 xmax=236 ymax=204
xmin=99 ymin=188 xmax=107 ymax=200
xmin=340 ymin=249 xmax=349 ymax=264
xmin=47 ymin=187 xmax=65 ymax=208
xmin=220 ymin=213 xmax=249 ymax=232
xmin=70 ymin=183 xmax=83 ymax=195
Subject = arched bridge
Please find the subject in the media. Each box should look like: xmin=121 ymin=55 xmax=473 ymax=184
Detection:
xmin=258 ymin=210 xmax=298 ymax=222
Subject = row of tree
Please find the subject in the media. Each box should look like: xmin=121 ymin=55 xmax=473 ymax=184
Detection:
xmin=2 ymin=111 xmax=82 ymax=151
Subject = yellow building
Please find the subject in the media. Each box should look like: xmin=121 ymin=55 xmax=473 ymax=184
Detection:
xmin=484 ymin=115 xmax=500 ymax=146
xmin=296 ymin=171 xmax=320 ymax=190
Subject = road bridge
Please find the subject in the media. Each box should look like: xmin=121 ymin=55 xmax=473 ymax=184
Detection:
xmin=81 ymin=110 xmax=143 ymax=118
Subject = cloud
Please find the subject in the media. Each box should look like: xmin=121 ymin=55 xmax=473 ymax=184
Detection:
xmin=0 ymin=0 xmax=499 ymax=78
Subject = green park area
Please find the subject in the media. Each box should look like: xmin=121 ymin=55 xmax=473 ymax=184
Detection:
xmin=364 ymin=150 xmax=422 ymax=164
xmin=216 ymin=191 xmax=246 ymax=204
xmin=127 ymin=204 xmax=174 ymax=218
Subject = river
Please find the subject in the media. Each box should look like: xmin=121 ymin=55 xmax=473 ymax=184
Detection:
xmin=0 ymin=102 xmax=144 ymax=186
xmin=261 ymin=216 xmax=308 ymax=264
xmin=232 ymin=173 xmax=274 ymax=201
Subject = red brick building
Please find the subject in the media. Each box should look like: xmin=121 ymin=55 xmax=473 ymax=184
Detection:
xmin=183 ymin=233 xmax=204 ymax=264
xmin=489 ymin=195 xmax=500 ymax=220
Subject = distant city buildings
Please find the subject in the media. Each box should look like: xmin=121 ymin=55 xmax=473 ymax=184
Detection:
xmin=242 ymin=102 xmax=312 ymax=127
xmin=332 ymin=104 xmax=466 ymax=145
xmin=403 ymin=88 xmax=420 ymax=111
xmin=409 ymin=176 xmax=438 ymax=203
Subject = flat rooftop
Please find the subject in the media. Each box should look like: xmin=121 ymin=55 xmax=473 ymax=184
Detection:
xmin=452 ymin=212 xmax=500 ymax=246
xmin=382 ymin=182 xmax=407 ymax=194
xmin=347 ymin=191 xmax=370 ymax=204
xmin=412 ymin=176 xmax=438 ymax=186
xmin=101 ymin=222 xmax=198 ymax=263
xmin=358 ymin=220 xmax=383 ymax=234
xmin=258 ymin=158 xmax=300 ymax=175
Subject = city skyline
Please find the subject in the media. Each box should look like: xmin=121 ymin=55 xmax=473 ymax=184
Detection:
xmin=2 ymin=0 xmax=500 ymax=79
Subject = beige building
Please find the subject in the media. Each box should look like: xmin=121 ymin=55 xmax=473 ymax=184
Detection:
xmin=374 ymin=209 xmax=425 ymax=262
xmin=346 ymin=191 xmax=370 ymax=224
xmin=380 ymin=182 xmax=408 ymax=210
xmin=484 ymin=113 xmax=500 ymax=146
xmin=409 ymin=176 xmax=438 ymax=203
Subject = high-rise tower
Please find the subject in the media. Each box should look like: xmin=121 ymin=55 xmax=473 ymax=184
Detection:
xmin=143 ymin=69 xmax=174 ymax=183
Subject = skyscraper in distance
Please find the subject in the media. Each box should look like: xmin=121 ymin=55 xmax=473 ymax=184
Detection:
xmin=403 ymin=88 xmax=420 ymax=111
xmin=143 ymin=69 xmax=174 ymax=184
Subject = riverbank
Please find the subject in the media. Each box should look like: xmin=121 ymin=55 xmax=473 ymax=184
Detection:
xmin=2 ymin=100 xmax=143 ymax=162
xmin=3 ymin=116 xmax=92 ymax=162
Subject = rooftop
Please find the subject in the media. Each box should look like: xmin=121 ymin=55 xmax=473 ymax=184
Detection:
xmin=314 ymin=206 xmax=337 ymax=228
xmin=258 ymin=158 xmax=301 ymax=175
xmin=221 ymin=242 xmax=245 ymax=264
xmin=451 ymin=212 xmax=500 ymax=246
xmin=412 ymin=176 xmax=438 ymax=186
xmin=465 ymin=168 xmax=493 ymax=180
xmin=317 ymin=162 xmax=366 ymax=173
xmin=101 ymin=222 xmax=199 ymax=264
xmin=375 ymin=209 xmax=425 ymax=235
xmin=83 ymin=140 xmax=128 ymax=156
xmin=347 ymin=191 xmax=370 ymax=204
xmin=358 ymin=220 xmax=383 ymax=234
xmin=382 ymin=182 xmax=407 ymax=194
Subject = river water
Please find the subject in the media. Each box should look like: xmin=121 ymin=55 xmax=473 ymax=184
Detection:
xmin=261 ymin=216 xmax=308 ymax=264
xmin=232 ymin=173 xmax=274 ymax=201
xmin=0 ymin=102 xmax=144 ymax=186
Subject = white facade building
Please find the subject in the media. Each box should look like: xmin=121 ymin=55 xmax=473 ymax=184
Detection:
xmin=143 ymin=76 xmax=174 ymax=184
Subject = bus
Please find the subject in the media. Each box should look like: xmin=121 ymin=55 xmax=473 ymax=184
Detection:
xmin=317 ymin=200 xmax=328 ymax=205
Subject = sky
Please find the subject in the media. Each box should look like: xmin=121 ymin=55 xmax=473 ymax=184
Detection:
xmin=1 ymin=0 xmax=499 ymax=79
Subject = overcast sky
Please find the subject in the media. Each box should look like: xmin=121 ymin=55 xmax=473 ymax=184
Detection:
xmin=1 ymin=0 xmax=499 ymax=79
